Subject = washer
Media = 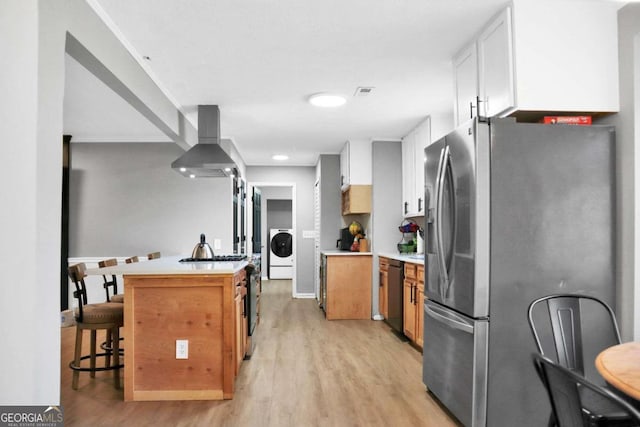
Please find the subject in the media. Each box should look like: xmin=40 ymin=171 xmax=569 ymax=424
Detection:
xmin=269 ymin=228 xmax=293 ymax=279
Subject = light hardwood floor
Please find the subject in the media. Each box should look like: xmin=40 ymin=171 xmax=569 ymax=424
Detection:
xmin=60 ymin=279 xmax=459 ymax=426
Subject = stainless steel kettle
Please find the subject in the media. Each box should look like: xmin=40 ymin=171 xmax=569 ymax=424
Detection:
xmin=192 ymin=233 xmax=214 ymax=259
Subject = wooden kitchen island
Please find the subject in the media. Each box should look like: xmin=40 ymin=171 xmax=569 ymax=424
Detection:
xmin=92 ymin=256 xmax=248 ymax=401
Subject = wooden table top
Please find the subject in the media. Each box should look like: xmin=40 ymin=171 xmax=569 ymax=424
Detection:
xmin=596 ymin=342 xmax=640 ymax=401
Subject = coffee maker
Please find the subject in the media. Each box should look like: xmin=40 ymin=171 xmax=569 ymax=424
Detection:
xmin=337 ymin=227 xmax=354 ymax=251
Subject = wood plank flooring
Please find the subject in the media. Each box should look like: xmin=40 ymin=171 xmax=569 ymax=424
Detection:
xmin=60 ymin=279 xmax=460 ymax=426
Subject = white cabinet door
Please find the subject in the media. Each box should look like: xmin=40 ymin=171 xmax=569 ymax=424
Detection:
xmin=478 ymin=7 xmax=515 ymax=118
xmin=340 ymin=140 xmax=371 ymax=190
xmin=413 ymin=118 xmax=430 ymax=216
xmin=340 ymin=142 xmax=349 ymax=190
xmin=402 ymin=118 xmax=430 ymax=217
xmin=401 ymin=133 xmax=415 ymax=217
xmin=453 ymin=42 xmax=478 ymax=126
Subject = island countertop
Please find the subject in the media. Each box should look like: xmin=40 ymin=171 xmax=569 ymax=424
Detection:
xmin=86 ymin=255 xmax=248 ymax=276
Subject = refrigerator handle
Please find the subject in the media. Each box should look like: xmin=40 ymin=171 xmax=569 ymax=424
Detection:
xmin=425 ymin=303 xmax=474 ymax=335
xmin=436 ymin=145 xmax=451 ymax=297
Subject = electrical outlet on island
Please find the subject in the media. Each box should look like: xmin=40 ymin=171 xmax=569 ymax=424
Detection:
xmin=176 ymin=339 xmax=189 ymax=359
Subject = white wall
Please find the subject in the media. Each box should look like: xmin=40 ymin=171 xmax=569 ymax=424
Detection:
xmin=0 ymin=0 xmax=65 ymax=405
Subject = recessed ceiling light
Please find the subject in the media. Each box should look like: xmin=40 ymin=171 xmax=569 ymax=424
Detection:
xmin=309 ymin=93 xmax=346 ymax=108
xmin=272 ymin=154 xmax=289 ymax=161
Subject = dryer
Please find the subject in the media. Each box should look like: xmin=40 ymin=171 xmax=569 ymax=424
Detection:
xmin=269 ymin=228 xmax=293 ymax=279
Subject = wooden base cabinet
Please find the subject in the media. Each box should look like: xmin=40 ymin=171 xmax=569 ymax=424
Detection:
xmin=403 ymin=263 xmax=425 ymax=350
xmin=234 ymin=270 xmax=247 ymax=375
xmin=123 ymin=269 xmax=246 ymax=401
xmin=379 ymin=257 xmax=389 ymax=319
xmin=324 ymin=254 xmax=372 ymax=320
xmin=416 ymin=265 xmax=424 ymax=349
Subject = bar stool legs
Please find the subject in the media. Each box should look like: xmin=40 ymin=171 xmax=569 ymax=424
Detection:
xmin=70 ymin=323 xmax=123 ymax=390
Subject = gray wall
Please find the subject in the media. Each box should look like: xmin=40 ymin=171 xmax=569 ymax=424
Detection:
xmin=69 ymin=142 xmax=234 ymax=257
xmin=247 ymin=166 xmax=316 ymax=295
xmin=318 ymin=155 xmax=342 ymax=250
xmin=266 ymin=199 xmax=293 ymax=231
xmin=371 ymin=141 xmax=403 ymax=316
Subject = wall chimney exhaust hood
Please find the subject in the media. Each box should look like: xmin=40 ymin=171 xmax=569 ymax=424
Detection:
xmin=171 ymin=105 xmax=238 ymax=178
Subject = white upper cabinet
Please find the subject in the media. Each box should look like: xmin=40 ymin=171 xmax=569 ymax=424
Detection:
xmin=453 ymin=0 xmax=619 ymax=124
xmin=453 ymin=42 xmax=479 ymax=126
xmin=402 ymin=118 xmax=431 ymax=218
xmin=477 ymin=7 xmax=514 ymax=118
xmin=340 ymin=140 xmax=372 ymax=191
xmin=401 ymin=133 xmax=416 ymax=216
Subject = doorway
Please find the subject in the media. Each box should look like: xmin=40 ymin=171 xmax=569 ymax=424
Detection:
xmin=247 ymin=182 xmax=296 ymax=298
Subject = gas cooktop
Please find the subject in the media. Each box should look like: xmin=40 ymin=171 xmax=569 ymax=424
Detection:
xmin=179 ymin=255 xmax=247 ymax=263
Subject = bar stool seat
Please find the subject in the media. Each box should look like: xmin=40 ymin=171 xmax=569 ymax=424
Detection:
xmin=75 ymin=302 xmax=123 ymax=324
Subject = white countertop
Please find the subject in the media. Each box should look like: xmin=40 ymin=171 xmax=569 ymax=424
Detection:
xmin=85 ymin=255 xmax=248 ymax=276
xmin=321 ymin=250 xmax=373 ymax=256
xmin=378 ymin=252 xmax=425 ymax=265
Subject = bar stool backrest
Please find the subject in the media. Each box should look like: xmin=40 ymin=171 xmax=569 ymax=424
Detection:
xmin=68 ymin=263 xmax=88 ymax=322
xmin=98 ymin=258 xmax=119 ymax=302
xmin=527 ymin=294 xmax=621 ymax=378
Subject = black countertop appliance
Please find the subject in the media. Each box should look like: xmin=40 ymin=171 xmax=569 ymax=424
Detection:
xmin=337 ymin=227 xmax=354 ymax=251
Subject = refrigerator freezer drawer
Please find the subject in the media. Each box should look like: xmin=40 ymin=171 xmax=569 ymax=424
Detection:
xmin=423 ymin=300 xmax=488 ymax=427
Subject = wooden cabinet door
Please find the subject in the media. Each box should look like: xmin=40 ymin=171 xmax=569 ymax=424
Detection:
xmin=235 ymin=292 xmax=243 ymax=374
xmin=416 ymin=285 xmax=424 ymax=349
xmin=379 ymin=269 xmax=388 ymax=319
xmin=403 ymin=279 xmax=416 ymax=341
xmin=326 ymin=255 xmax=372 ymax=320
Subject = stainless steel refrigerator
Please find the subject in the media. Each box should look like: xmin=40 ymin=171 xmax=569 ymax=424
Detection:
xmin=422 ymin=117 xmax=616 ymax=427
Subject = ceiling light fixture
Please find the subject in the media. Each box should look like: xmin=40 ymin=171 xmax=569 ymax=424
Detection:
xmin=272 ymin=154 xmax=289 ymax=161
xmin=309 ymin=93 xmax=346 ymax=108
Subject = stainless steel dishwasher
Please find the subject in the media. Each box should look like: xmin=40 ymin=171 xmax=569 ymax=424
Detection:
xmin=385 ymin=258 xmax=405 ymax=338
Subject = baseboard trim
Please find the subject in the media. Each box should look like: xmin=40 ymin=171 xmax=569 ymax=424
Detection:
xmin=294 ymin=293 xmax=316 ymax=299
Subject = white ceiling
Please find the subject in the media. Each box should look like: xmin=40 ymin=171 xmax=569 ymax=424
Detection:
xmin=63 ymin=0 xmax=515 ymax=165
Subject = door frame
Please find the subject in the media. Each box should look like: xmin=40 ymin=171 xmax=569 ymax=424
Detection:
xmin=247 ymin=181 xmax=297 ymax=298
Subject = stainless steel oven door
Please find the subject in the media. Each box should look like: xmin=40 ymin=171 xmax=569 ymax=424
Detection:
xmin=422 ymin=299 xmax=488 ymax=427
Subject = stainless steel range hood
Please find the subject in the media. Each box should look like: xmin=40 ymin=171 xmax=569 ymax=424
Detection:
xmin=171 ymin=105 xmax=238 ymax=178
